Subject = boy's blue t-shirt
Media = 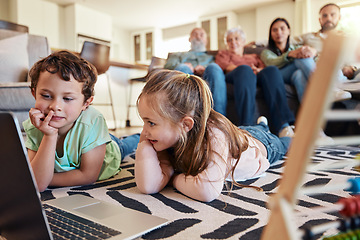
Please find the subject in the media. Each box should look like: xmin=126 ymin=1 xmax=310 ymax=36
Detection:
xmin=23 ymin=106 xmax=121 ymax=181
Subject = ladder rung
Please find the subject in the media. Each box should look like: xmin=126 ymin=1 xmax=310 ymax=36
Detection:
xmin=324 ymin=110 xmax=360 ymax=121
xmin=300 ymin=180 xmax=351 ymax=196
xmin=307 ymin=159 xmax=359 ymax=172
xmin=316 ymin=135 xmax=360 ymax=146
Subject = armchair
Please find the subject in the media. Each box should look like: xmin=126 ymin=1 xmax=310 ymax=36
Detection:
xmin=79 ymin=41 xmax=117 ymax=130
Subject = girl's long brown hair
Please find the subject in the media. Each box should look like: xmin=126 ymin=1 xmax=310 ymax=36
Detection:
xmin=137 ymin=69 xmax=250 ymax=182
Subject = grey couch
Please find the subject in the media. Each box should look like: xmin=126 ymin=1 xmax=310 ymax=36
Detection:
xmin=0 ymin=29 xmax=51 ymax=128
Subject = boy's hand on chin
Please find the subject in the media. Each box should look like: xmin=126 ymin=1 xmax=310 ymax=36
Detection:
xmin=29 ymin=109 xmax=58 ymax=136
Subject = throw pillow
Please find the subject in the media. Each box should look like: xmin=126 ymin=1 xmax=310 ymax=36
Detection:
xmin=0 ymin=33 xmax=29 ymax=83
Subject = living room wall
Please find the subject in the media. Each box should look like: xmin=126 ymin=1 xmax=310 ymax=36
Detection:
xmin=254 ymin=1 xmax=295 ymax=42
xmin=0 ymin=0 xmax=356 ymax=62
xmin=135 ymin=0 xmax=356 ymax=61
xmin=0 ymin=0 xmax=114 ymax=52
xmin=8 ymin=0 xmax=60 ymax=48
xmin=0 ymin=0 xmax=10 ymax=20
xmin=157 ymin=1 xmax=295 ymax=58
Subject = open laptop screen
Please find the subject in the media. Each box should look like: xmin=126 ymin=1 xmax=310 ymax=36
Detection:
xmin=0 ymin=112 xmax=52 ymax=240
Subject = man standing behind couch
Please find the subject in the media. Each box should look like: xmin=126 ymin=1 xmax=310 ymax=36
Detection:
xmin=164 ymin=27 xmax=227 ymax=115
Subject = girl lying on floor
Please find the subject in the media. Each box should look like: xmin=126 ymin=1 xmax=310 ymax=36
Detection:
xmin=134 ymin=69 xmax=293 ymax=202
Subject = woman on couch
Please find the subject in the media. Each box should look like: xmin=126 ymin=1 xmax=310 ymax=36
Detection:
xmin=260 ymin=18 xmax=317 ymax=102
xmin=215 ymin=27 xmax=295 ymax=137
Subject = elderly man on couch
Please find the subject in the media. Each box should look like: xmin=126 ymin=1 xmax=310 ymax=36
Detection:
xmin=164 ymin=27 xmax=226 ymax=115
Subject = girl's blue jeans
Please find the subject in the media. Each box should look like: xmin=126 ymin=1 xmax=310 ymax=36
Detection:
xmin=239 ymin=122 xmax=291 ymax=164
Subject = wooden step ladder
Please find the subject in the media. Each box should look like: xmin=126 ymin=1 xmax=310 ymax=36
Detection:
xmin=261 ymin=32 xmax=360 ymax=240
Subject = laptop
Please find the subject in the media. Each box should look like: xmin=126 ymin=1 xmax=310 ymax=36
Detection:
xmin=0 ymin=112 xmax=169 ymax=240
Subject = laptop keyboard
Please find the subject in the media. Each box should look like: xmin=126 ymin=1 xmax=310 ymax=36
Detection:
xmin=43 ymin=204 xmax=122 ymax=240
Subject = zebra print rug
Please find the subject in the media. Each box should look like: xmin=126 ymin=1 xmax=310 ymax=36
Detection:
xmin=40 ymin=145 xmax=360 ymax=240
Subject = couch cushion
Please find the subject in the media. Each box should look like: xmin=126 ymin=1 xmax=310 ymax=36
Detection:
xmin=0 ymin=82 xmax=34 ymax=110
xmin=0 ymin=33 xmax=29 ymax=83
xmin=28 ymin=34 xmax=50 ymax=68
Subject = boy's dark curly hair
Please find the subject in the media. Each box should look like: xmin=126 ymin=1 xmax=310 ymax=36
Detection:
xmin=29 ymin=50 xmax=98 ymax=102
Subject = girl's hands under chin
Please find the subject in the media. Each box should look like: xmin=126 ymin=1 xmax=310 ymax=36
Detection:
xmin=29 ymin=108 xmax=58 ymax=136
xmin=136 ymin=140 xmax=157 ymax=157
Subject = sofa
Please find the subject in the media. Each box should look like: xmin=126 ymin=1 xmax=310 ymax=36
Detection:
xmin=0 ymin=29 xmax=51 ymax=129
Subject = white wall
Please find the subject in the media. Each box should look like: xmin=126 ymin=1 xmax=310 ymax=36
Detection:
xmin=0 ymin=0 xmax=10 ymax=20
xmin=152 ymin=27 xmax=164 ymax=60
xmin=255 ymin=1 xmax=295 ymax=42
xmin=111 ymin=27 xmax=131 ymax=61
xmin=63 ymin=3 xmax=112 ymax=52
xmin=74 ymin=4 xmax=112 ymax=41
xmin=15 ymin=0 xmax=60 ymax=48
xmin=62 ymin=4 xmax=76 ymax=51
xmin=3 ymin=0 xmax=114 ymax=52
xmin=237 ymin=10 xmax=256 ymax=43
xmin=1 ymin=0 xmax=356 ymax=61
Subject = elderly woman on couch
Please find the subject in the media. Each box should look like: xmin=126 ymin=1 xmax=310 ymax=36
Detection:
xmin=215 ymin=27 xmax=295 ymax=137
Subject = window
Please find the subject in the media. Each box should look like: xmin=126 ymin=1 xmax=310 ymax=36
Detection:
xmin=146 ymin=32 xmax=153 ymax=60
xmin=201 ymin=20 xmax=211 ymax=51
xmin=162 ymin=36 xmax=190 ymax=55
xmin=217 ymin=17 xmax=227 ymax=50
xmin=134 ymin=35 xmax=140 ymax=62
xmin=338 ymin=4 xmax=360 ymax=34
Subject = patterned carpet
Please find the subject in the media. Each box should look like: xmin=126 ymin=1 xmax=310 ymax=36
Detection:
xmin=40 ymin=145 xmax=360 ymax=240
